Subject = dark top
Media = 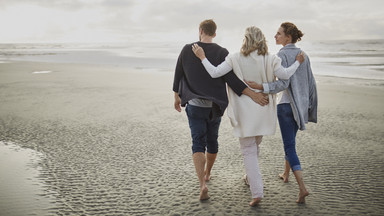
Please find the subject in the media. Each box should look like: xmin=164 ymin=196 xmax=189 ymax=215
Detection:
xmin=173 ymin=41 xmax=247 ymax=119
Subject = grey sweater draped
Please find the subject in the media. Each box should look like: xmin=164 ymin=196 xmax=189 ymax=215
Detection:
xmin=266 ymin=44 xmax=318 ymax=130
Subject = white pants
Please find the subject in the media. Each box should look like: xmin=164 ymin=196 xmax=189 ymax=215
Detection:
xmin=239 ymin=136 xmax=263 ymax=198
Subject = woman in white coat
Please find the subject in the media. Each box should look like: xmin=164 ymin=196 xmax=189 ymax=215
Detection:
xmin=192 ymin=26 xmax=304 ymax=206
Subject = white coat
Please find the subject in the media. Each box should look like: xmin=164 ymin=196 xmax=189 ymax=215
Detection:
xmin=225 ymin=51 xmax=282 ymax=137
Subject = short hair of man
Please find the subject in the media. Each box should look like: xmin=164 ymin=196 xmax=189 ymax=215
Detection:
xmin=199 ymin=19 xmax=217 ymax=36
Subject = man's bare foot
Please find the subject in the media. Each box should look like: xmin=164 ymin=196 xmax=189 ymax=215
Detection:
xmin=296 ymin=190 xmax=309 ymax=203
xmin=204 ymin=170 xmax=211 ymax=182
xmin=249 ymin=198 xmax=262 ymax=206
xmin=279 ymin=173 xmax=289 ymax=183
xmin=200 ymin=186 xmax=210 ymax=200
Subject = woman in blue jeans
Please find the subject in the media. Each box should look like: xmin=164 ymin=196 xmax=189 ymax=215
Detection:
xmin=247 ymin=22 xmax=318 ymax=203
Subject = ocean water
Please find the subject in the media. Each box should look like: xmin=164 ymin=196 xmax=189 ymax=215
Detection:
xmin=298 ymin=39 xmax=384 ymax=80
xmin=0 ymin=39 xmax=383 ymax=80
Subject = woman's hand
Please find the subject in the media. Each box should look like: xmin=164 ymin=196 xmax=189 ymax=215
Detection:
xmin=245 ymin=80 xmax=263 ymax=90
xmin=192 ymin=44 xmax=206 ymax=61
xmin=296 ymin=52 xmax=305 ymax=64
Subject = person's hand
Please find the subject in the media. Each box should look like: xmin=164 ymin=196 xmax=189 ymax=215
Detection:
xmin=296 ymin=52 xmax=305 ymax=64
xmin=242 ymin=88 xmax=269 ymax=106
xmin=174 ymin=92 xmax=182 ymax=112
xmin=245 ymin=80 xmax=263 ymax=90
xmin=192 ymin=44 xmax=206 ymax=61
xmin=250 ymin=92 xmax=269 ymax=106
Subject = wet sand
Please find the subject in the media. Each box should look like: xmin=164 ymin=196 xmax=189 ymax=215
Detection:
xmin=0 ymin=61 xmax=383 ymax=215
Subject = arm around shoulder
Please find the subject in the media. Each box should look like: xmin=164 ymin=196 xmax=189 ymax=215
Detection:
xmin=201 ymin=58 xmax=232 ymax=78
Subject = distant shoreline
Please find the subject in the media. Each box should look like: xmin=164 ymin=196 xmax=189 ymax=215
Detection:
xmin=1 ymin=39 xmax=384 ymax=80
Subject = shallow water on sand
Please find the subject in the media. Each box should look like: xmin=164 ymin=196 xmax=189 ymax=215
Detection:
xmin=0 ymin=141 xmax=58 ymax=216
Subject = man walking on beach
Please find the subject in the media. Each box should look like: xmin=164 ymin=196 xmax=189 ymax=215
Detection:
xmin=173 ymin=19 xmax=268 ymax=200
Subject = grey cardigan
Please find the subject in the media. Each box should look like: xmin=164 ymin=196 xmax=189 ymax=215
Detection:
xmin=266 ymin=44 xmax=318 ymax=130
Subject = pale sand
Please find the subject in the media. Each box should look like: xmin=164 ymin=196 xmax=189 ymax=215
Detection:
xmin=0 ymin=61 xmax=383 ymax=215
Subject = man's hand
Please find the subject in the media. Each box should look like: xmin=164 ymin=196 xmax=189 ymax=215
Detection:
xmin=250 ymin=92 xmax=269 ymax=106
xmin=242 ymin=88 xmax=269 ymax=106
xmin=174 ymin=92 xmax=182 ymax=112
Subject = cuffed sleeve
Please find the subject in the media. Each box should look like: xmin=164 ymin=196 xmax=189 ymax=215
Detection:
xmin=262 ymin=83 xmax=270 ymax=93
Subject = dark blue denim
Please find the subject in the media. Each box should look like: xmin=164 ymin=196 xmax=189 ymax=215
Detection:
xmin=186 ymin=104 xmax=221 ymax=154
xmin=277 ymin=103 xmax=301 ymax=171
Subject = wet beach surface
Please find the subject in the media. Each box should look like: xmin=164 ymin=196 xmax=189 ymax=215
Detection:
xmin=0 ymin=62 xmax=383 ymax=215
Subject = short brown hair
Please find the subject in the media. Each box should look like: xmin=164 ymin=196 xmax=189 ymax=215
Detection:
xmin=280 ymin=22 xmax=304 ymax=43
xmin=199 ymin=19 xmax=217 ymax=36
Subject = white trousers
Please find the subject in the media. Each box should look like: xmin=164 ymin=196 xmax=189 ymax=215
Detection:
xmin=239 ymin=136 xmax=264 ymax=198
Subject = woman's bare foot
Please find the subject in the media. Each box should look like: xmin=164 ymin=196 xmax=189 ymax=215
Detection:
xmin=296 ymin=190 xmax=309 ymax=203
xmin=200 ymin=185 xmax=210 ymax=200
xmin=249 ymin=198 xmax=262 ymax=206
xmin=279 ymin=173 xmax=289 ymax=183
xmin=243 ymin=174 xmax=249 ymax=186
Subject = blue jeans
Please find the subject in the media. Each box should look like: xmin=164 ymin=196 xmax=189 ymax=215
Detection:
xmin=186 ymin=104 xmax=221 ymax=154
xmin=277 ymin=103 xmax=301 ymax=171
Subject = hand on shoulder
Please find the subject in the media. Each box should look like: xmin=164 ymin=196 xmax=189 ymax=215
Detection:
xmin=192 ymin=44 xmax=206 ymax=61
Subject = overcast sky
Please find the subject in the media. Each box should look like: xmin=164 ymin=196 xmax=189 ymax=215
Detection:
xmin=1 ymin=0 xmax=383 ymax=47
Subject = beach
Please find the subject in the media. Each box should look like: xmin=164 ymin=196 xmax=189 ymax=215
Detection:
xmin=0 ymin=55 xmax=384 ymax=215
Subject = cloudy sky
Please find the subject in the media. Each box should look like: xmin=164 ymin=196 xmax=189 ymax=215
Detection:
xmin=1 ymin=0 xmax=383 ymax=48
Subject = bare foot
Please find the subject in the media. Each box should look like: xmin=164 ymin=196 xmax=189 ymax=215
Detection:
xmin=249 ymin=198 xmax=262 ymax=206
xmin=243 ymin=174 xmax=249 ymax=186
xmin=204 ymin=170 xmax=211 ymax=182
xmin=200 ymin=186 xmax=210 ymax=200
xmin=279 ymin=173 xmax=289 ymax=183
xmin=296 ymin=190 xmax=309 ymax=203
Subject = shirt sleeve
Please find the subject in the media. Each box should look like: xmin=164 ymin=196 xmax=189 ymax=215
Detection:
xmin=274 ymin=61 xmax=300 ymax=80
xmin=172 ymin=47 xmax=185 ymax=92
xmin=262 ymin=54 xmax=298 ymax=93
xmin=263 ymin=79 xmax=290 ymax=94
xmin=262 ymin=83 xmax=270 ymax=93
xmin=201 ymin=57 xmax=232 ymax=78
xmin=223 ymin=71 xmax=247 ymax=96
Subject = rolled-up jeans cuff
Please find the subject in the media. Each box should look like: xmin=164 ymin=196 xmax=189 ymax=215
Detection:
xmin=291 ymin=165 xmax=301 ymax=172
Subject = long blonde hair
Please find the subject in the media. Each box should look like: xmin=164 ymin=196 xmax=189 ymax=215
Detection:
xmin=241 ymin=26 xmax=268 ymax=56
